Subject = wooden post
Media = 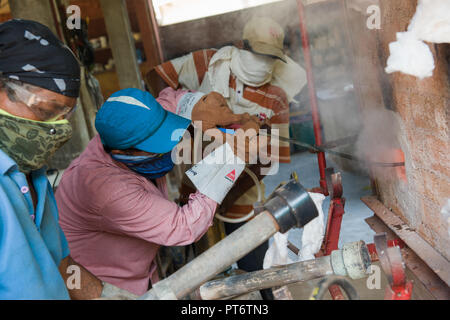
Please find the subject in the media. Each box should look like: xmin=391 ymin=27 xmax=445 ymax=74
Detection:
xmin=9 ymin=0 xmax=58 ymax=34
xmin=130 ymin=0 xmax=163 ymax=68
xmin=99 ymin=0 xmax=143 ymax=90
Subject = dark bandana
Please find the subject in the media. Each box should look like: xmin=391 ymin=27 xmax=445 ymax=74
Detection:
xmin=0 ymin=19 xmax=80 ymax=97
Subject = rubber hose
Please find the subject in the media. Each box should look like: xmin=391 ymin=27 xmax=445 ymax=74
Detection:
xmin=310 ymin=276 xmax=359 ymax=300
xmin=215 ymin=167 xmax=263 ymax=224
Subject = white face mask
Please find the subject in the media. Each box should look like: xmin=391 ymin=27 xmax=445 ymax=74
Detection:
xmin=230 ymin=49 xmax=276 ymax=87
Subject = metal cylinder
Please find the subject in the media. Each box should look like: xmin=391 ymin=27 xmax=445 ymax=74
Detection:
xmin=264 ymin=180 xmax=318 ymax=233
xmin=197 ymin=256 xmax=334 ymax=300
xmin=195 ymin=241 xmax=371 ymax=300
xmin=139 ymin=211 xmax=279 ymax=300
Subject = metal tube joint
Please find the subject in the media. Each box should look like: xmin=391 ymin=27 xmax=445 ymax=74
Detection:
xmin=259 ymin=180 xmax=319 ymax=233
xmin=330 ymin=241 xmax=371 ymax=279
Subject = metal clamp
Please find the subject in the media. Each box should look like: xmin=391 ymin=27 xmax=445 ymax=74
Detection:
xmin=374 ymin=233 xmax=413 ymax=300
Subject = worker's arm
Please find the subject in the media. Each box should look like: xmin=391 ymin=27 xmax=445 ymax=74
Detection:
xmin=148 ymin=49 xmax=217 ymax=94
xmin=59 ymin=256 xmax=138 ymax=300
xmin=98 ymin=132 xmax=251 ymax=246
xmin=99 ymin=179 xmax=218 ymax=246
xmin=59 ymin=255 xmax=102 ymax=300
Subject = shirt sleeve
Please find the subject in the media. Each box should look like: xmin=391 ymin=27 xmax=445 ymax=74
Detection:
xmin=157 ymin=87 xmax=205 ymax=120
xmin=156 ymin=87 xmax=189 ymax=114
xmin=99 ymin=178 xmax=217 ymax=246
xmin=153 ymin=49 xmax=217 ymax=91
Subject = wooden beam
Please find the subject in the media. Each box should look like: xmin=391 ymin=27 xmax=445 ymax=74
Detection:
xmin=9 ymin=0 xmax=58 ymax=34
xmin=129 ymin=0 xmax=162 ymax=67
xmin=362 ymin=196 xmax=450 ymax=288
xmin=99 ymin=0 xmax=143 ymax=90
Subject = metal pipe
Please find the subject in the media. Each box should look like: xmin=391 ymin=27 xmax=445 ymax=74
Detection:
xmin=194 ymin=240 xmax=371 ymax=300
xmin=295 ymin=0 xmax=328 ymax=195
xmin=139 ymin=211 xmax=280 ymax=300
xmin=139 ymin=179 xmax=318 ymax=300
xmin=196 ymin=255 xmax=334 ymax=300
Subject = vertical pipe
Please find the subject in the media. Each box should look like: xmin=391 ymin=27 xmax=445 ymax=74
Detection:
xmin=296 ymin=0 xmax=328 ymax=195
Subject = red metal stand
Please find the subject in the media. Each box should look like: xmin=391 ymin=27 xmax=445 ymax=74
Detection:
xmin=374 ymin=233 xmax=413 ymax=300
xmin=296 ymin=0 xmax=328 ymax=196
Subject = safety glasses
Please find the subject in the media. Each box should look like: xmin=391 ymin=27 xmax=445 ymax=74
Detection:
xmin=5 ymin=81 xmax=77 ymax=122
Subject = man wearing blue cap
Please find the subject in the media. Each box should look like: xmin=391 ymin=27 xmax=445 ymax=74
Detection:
xmin=55 ymin=86 xmax=260 ymax=296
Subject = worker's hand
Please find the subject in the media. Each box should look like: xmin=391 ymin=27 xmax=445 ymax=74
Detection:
xmin=227 ymin=129 xmax=269 ymax=163
xmin=240 ymin=115 xmax=261 ymax=132
xmin=191 ymin=92 xmax=255 ymax=131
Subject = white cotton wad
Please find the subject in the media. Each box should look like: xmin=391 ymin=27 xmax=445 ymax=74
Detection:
xmin=298 ymin=192 xmax=326 ymax=261
xmin=408 ymin=0 xmax=450 ymax=44
xmin=385 ymin=31 xmax=435 ymax=79
xmin=263 ymin=232 xmax=291 ymax=269
xmin=384 ymin=0 xmax=450 ymax=80
xmin=263 ymin=192 xmax=326 ymax=269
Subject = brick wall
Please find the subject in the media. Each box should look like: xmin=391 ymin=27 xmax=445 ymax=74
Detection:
xmin=346 ymin=0 xmax=450 ymax=259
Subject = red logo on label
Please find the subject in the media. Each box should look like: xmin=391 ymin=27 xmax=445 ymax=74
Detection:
xmin=225 ymin=170 xmax=236 ymax=182
xmin=269 ymin=28 xmax=280 ymax=38
xmin=259 ymin=113 xmax=267 ymax=121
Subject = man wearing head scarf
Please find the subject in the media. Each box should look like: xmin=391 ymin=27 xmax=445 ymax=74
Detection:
xmin=55 ymin=86 xmax=262 ymax=297
xmin=148 ymin=17 xmax=307 ymax=298
xmin=0 ymin=19 xmax=102 ymax=299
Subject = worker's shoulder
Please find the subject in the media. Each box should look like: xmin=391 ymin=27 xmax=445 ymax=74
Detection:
xmin=261 ymin=82 xmax=289 ymax=101
xmin=191 ymin=48 xmax=218 ymax=57
xmin=190 ymin=48 xmax=218 ymax=65
xmin=243 ymin=82 xmax=289 ymax=110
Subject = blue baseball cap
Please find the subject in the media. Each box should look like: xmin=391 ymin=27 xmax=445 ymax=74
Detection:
xmin=95 ymin=88 xmax=191 ymax=153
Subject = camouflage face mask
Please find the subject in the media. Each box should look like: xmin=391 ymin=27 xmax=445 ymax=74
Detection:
xmin=0 ymin=109 xmax=72 ymax=174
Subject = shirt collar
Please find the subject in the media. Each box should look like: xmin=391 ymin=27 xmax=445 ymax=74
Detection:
xmin=0 ymin=148 xmax=48 ymax=177
xmin=0 ymin=148 xmax=18 ymax=175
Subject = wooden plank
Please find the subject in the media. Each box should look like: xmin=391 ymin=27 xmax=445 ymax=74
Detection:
xmin=362 ymin=196 xmax=450 ymax=288
xmin=129 ymin=0 xmax=162 ymax=68
xmin=366 ymin=215 xmax=450 ymax=300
